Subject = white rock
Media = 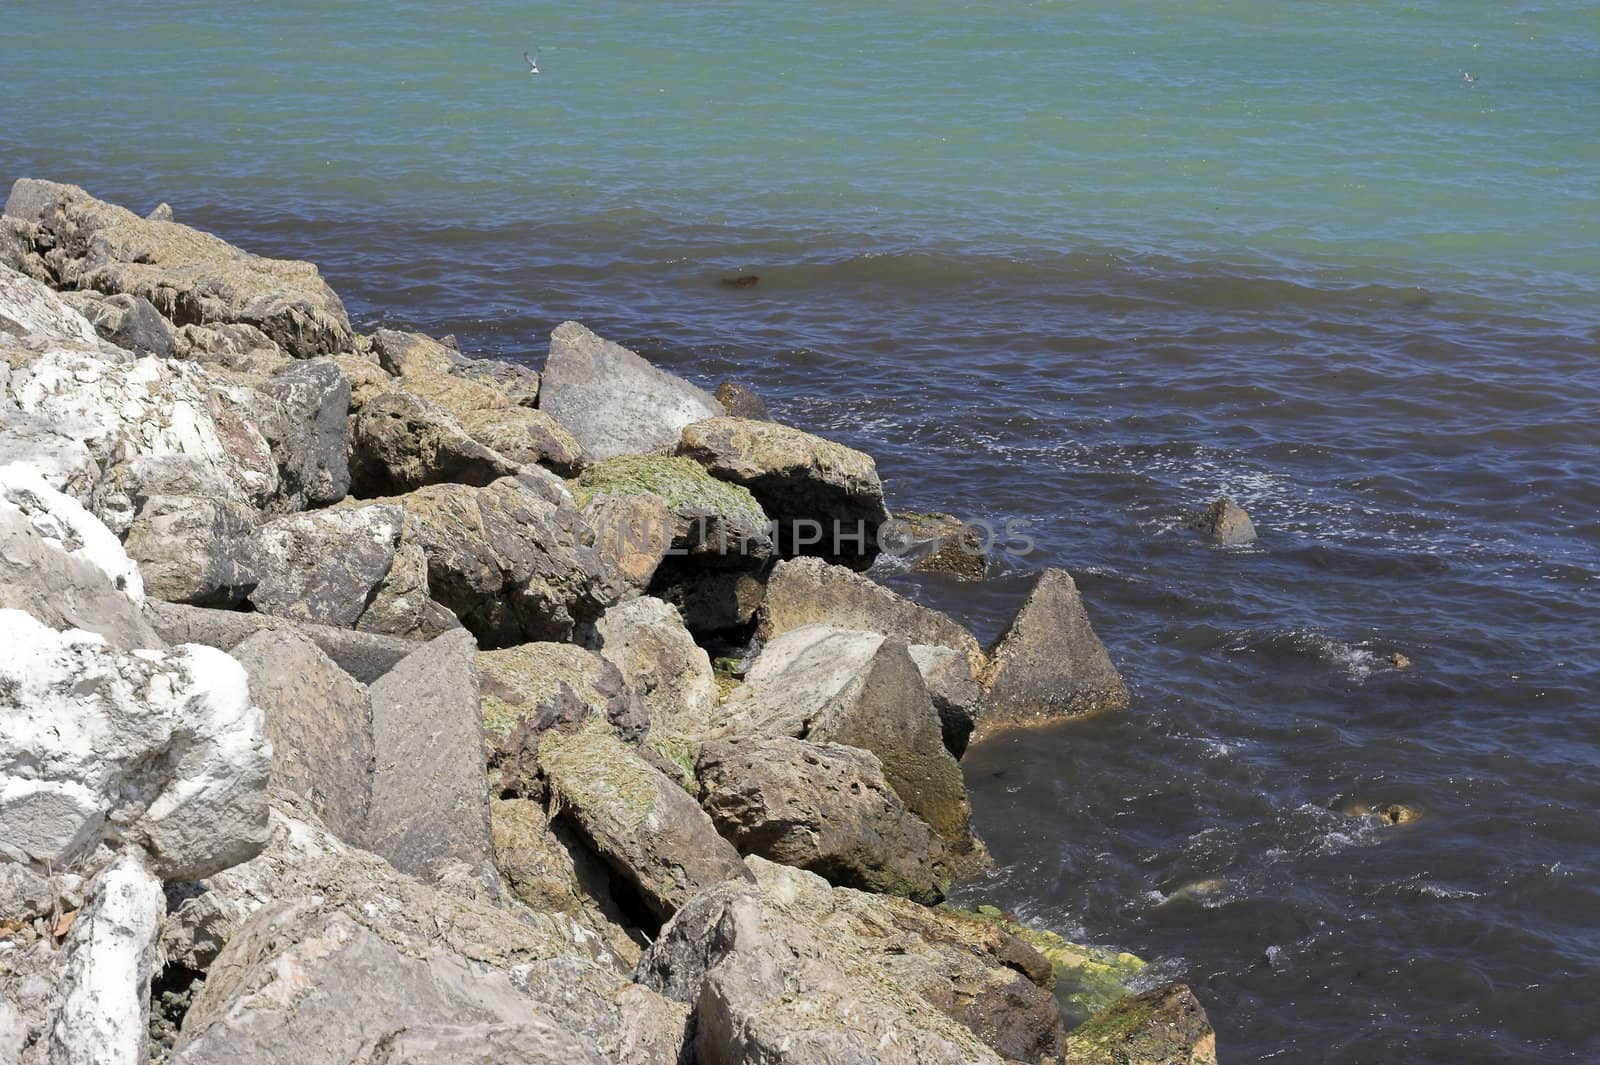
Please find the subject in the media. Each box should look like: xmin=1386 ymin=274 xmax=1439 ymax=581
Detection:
xmin=0 ymin=610 xmax=270 ymax=881
xmin=0 ymin=463 xmax=143 ymax=604
xmin=46 ymin=852 xmax=164 ymax=1065
xmin=0 ymin=264 xmax=107 ymax=351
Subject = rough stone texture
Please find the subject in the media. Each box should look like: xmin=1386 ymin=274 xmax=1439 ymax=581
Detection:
xmin=758 ymin=557 xmax=984 ymax=676
xmin=637 ymin=859 xmax=1007 ymax=1065
xmin=582 ymin=493 xmax=674 ymax=600
xmin=369 ymin=472 xmax=613 ymax=647
xmin=457 ymin=405 xmax=588 ymax=476
xmin=697 ymin=736 xmax=949 ymax=903
xmin=370 ymin=328 xmax=457 ymax=378
xmin=0 ymin=262 xmax=114 ymax=353
xmin=713 ymin=380 xmax=771 ymax=421
xmin=165 ymin=802 xmax=685 ymax=1065
xmin=230 ymin=630 xmax=374 ymax=845
xmin=1062 ymin=984 xmax=1218 ymax=1065
xmin=349 ymin=390 xmax=519 ymax=497
xmin=171 ymin=321 xmax=291 ymax=377
xmin=59 ymin=289 xmax=177 ymax=357
xmin=979 ymin=567 xmax=1130 ymax=732
xmin=878 ymin=510 xmax=988 ymax=580
xmin=960 ymin=904 xmax=1147 ymax=1027
xmin=1192 ymin=495 xmax=1257 ymax=546
xmin=143 ymin=600 xmax=423 ymax=685
xmin=573 ymin=455 xmax=774 ymax=567
xmin=712 ymin=625 xmax=981 ymax=866
xmin=365 ymin=629 xmax=495 ymax=880
xmin=908 ymin=643 xmax=980 ymax=759
xmin=258 ymin=358 xmax=350 ymax=506
xmin=0 ymin=609 xmax=269 ymax=882
xmin=113 ymin=458 xmax=258 ymax=607
xmin=453 ymin=355 xmax=540 ymax=407
xmin=477 ymin=642 xmax=646 ymax=796
xmin=539 ymin=721 xmax=751 ymax=924
xmin=3 ymin=179 xmax=351 ymax=357
xmin=654 ymin=568 xmax=769 ymax=635
xmin=46 ymin=852 xmax=165 ymax=1065
xmin=678 ymin=416 xmax=889 ymax=568
xmin=0 ymin=463 xmax=159 ymax=650
xmin=540 ymin=320 xmax=722 ymax=461
xmin=588 ymin=596 xmax=717 ymax=741
xmin=247 ymin=503 xmax=407 ymax=630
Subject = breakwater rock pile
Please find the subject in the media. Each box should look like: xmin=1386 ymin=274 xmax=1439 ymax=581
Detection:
xmin=0 ymin=180 xmax=1217 ymax=1065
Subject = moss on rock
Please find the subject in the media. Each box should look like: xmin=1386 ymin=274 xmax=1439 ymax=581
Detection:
xmin=572 ymin=455 xmax=769 ymax=531
xmin=957 ymin=904 xmax=1146 ymax=1024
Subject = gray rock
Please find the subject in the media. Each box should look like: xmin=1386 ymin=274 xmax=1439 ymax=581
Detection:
xmin=3 ymin=179 xmax=352 ymax=357
xmin=59 ymin=289 xmax=177 ymax=357
xmin=713 ymin=380 xmax=771 ymax=421
xmin=0 ymin=262 xmax=112 ymax=352
xmin=757 ymin=557 xmax=984 ymax=677
xmin=244 ymin=504 xmax=408 ymax=628
xmin=540 ymin=321 xmax=722 ymax=461
xmin=979 ymin=567 xmax=1130 ymax=733
xmin=367 ymin=472 xmax=613 ymax=647
xmin=587 ymin=596 xmax=717 ymax=741
xmin=713 ymin=625 xmax=982 ymax=866
xmin=453 ymin=356 xmax=540 ymax=407
xmin=653 ymin=568 xmax=768 ymax=635
xmin=231 ymin=630 xmax=375 ymax=845
xmin=677 ymin=416 xmax=889 ymax=568
xmin=637 ymin=861 xmax=1005 ymax=1065
xmin=908 ymin=643 xmax=979 ymax=759
xmin=349 ymin=390 xmax=519 ymax=497
xmin=259 ymin=358 xmax=351 ymax=506
xmin=365 ymin=629 xmax=495 ymax=881
xmin=456 ymin=405 xmax=588 ymax=477
xmin=0 ymin=465 xmax=160 ymax=650
xmin=118 ymin=466 xmax=259 ymax=607
xmin=1193 ymin=494 xmax=1257 ymax=546
xmin=0 ymin=608 xmax=269 ymax=882
xmin=371 ymin=328 xmax=458 ymax=378
xmin=697 ymin=736 xmax=949 ymax=903
xmin=144 ymin=600 xmax=423 ymax=685
xmin=538 ymin=722 xmax=751 ymax=923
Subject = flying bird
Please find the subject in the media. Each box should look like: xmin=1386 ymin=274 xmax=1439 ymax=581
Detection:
xmin=524 ymin=52 xmax=540 ymax=76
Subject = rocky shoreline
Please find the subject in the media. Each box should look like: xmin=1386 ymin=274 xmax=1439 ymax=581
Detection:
xmin=0 ymin=179 xmax=1217 ymax=1065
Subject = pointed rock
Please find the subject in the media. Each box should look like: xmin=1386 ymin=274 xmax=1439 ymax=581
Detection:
xmin=1192 ymin=495 xmax=1257 ymax=546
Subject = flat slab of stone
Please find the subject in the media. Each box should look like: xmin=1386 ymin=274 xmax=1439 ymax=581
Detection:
xmin=979 ymin=567 xmax=1130 ymax=732
xmin=539 ymin=320 xmax=722 ymax=460
xmin=365 ymin=629 xmax=495 ymax=880
xmin=144 ymin=600 xmax=422 ymax=684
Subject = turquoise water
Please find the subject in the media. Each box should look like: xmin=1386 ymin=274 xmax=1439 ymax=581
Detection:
xmin=4 ymin=1 xmax=1597 ymax=311
xmin=5 ymin=4 xmax=1600 ymax=1063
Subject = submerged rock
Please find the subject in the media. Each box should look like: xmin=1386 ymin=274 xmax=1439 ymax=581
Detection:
xmin=979 ymin=567 xmax=1130 ymax=732
xmin=1062 ymin=983 xmax=1218 ymax=1065
xmin=713 ymin=380 xmax=771 ymax=421
xmin=678 ymin=416 xmax=889 ymax=568
xmin=879 ymin=510 xmax=988 ymax=580
xmin=3 ymin=178 xmax=352 ymax=357
xmin=540 ymin=320 xmax=723 ymax=460
xmin=1192 ymin=495 xmax=1257 ymax=546
xmin=959 ymin=903 xmax=1146 ymax=1025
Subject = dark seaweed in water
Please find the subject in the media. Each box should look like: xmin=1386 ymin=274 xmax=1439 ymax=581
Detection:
xmin=15 ymin=185 xmax=1599 ymax=1063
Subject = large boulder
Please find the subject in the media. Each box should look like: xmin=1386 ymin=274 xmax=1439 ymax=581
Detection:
xmin=538 ymin=720 xmax=751 ymax=924
xmin=58 ymin=289 xmax=177 ymax=357
xmin=637 ymin=859 xmax=1009 ymax=1065
xmin=696 ymin=736 xmax=950 ymax=903
xmin=0 ymin=463 xmax=158 ymax=650
xmin=979 ymin=567 xmax=1130 ymax=732
xmin=256 ymin=357 xmax=351 ymax=507
xmin=0 ymin=262 xmax=115 ymax=353
xmin=457 ymin=405 xmax=588 ymax=476
xmin=712 ymin=625 xmax=982 ymax=865
xmin=230 ymin=630 xmax=375 ymax=845
xmin=572 ymin=455 xmax=774 ymax=568
xmin=678 ymin=416 xmax=889 ymax=568
xmin=1062 ymin=984 xmax=1218 ymax=1065
xmin=113 ymin=459 xmax=259 ymax=606
xmin=348 ymin=390 xmax=519 ymax=497
xmin=477 ymin=642 xmax=647 ymax=796
xmin=364 ymin=629 xmax=495 ymax=880
xmin=586 ymin=596 xmax=717 ymax=741
xmin=540 ymin=321 xmax=722 ymax=460
xmin=243 ymin=503 xmax=456 ymax=637
xmin=581 ymin=492 xmax=674 ymax=600
xmin=0 ymin=609 xmax=269 ymax=882
xmin=366 ymin=471 xmax=613 ymax=646
xmin=3 ymin=179 xmax=352 ymax=357
xmin=758 ymin=557 xmax=984 ymax=675
xmin=164 ymin=802 xmax=688 ymax=1065
xmin=144 ymin=600 xmax=422 ymax=685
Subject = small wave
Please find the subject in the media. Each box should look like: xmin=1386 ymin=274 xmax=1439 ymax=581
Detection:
xmin=1222 ymin=628 xmax=1397 ymax=682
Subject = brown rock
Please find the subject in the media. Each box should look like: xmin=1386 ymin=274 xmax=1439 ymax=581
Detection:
xmin=1062 ymin=983 xmax=1219 ymax=1065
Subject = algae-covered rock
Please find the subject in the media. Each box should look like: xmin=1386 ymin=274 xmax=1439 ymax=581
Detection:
xmin=879 ymin=509 xmax=989 ymax=580
xmin=572 ymin=454 xmax=773 ymax=565
xmin=959 ymin=903 xmax=1146 ymax=1025
xmin=678 ymin=416 xmax=889 ymax=568
xmin=457 ymin=405 xmax=588 ymax=477
xmin=1062 ymin=983 xmax=1218 ymax=1065
xmin=538 ymin=719 xmax=750 ymax=923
